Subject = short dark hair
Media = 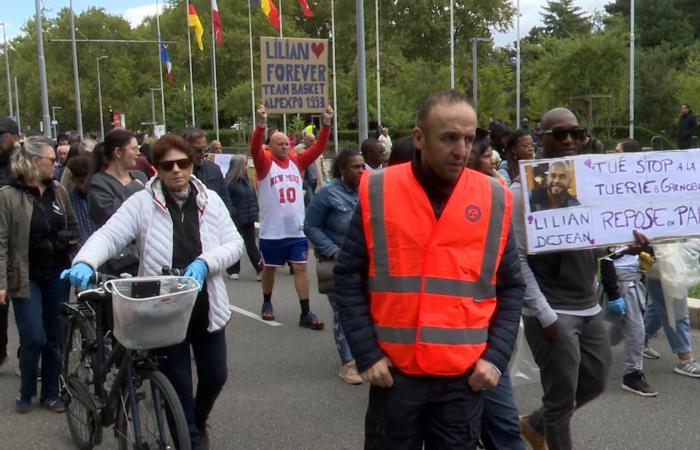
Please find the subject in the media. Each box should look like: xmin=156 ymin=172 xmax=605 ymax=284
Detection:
xmin=415 ymin=90 xmax=470 ymax=131
xmin=181 ymin=128 xmax=207 ymax=145
xmin=331 ymin=149 xmax=361 ymax=179
xmin=387 ymin=137 xmax=416 ymax=166
xmin=617 ymin=138 xmax=642 ymax=153
xmin=56 ymin=133 xmax=69 ymax=143
xmin=67 ymin=154 xmax=92 ymax=179
xmin=152 ymin=134 xmax=193 ymax=164
xmin=361 ymin=138 xmax=381 ymax=159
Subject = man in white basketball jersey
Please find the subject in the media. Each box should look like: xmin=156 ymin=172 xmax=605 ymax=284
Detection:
xmin=251 ymin=104 xmax=334 ymax=329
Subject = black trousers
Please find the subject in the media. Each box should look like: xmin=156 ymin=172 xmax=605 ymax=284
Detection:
xmin=365 ymin=369 xmax=483 ymax=450
xmin=226 ymin=222 xmax=261 ymax=275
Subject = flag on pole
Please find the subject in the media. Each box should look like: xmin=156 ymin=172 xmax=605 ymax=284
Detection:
xmin=212 ymin=0 xmax=223 ymax=45
xmin=298 ymin=0 xmax=314 ymax=17
xmin=188 ymin=4 xmax=205 ymax=51
xmin=160 ymin=43 xmax=174 ymax=85
xmin=258 ymin=0 xmax=280 ymax=30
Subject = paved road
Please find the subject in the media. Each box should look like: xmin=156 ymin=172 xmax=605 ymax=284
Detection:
xmin=0 ymin=256 xmax=699 ymax=449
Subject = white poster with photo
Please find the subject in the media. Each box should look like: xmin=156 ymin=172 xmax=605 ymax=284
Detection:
xmin=210 ymin=153 xmax=232 ymax=178
xmin=519 ymin=148 xmax=700 ymax=254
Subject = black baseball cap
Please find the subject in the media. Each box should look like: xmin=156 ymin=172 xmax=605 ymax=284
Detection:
xmin=0 ymin=117 xmax=19 ymax=135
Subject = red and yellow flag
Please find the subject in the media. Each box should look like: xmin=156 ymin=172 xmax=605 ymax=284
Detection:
xmin=298 ymin=0 xmax=314 ymax=17
xmin=188 ymin=4 xmax=205 ymax=51
xmin=260 ymin=0 xmax=280 ymax=31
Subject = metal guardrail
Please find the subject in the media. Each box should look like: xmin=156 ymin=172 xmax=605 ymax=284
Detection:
xmin=650 ymin=136 xmax=664 ymax=151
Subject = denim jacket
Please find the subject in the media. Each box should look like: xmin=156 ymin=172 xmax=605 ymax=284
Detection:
xmin=304 ymin=179 xmax=358 ymax=259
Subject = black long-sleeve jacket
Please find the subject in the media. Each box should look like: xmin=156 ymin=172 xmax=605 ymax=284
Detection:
xmin=333 ymin=159 xmax=525 ymax=375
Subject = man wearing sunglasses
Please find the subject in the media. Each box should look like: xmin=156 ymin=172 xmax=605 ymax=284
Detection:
xmin=182 ymin=128 xmax=234 ymax=216
xmin=513 ymin=108 xmax=611 ymax=450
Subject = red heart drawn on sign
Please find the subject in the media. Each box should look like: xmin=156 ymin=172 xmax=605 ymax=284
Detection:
xmin=311 ymin=42 xmax=325 ymax=58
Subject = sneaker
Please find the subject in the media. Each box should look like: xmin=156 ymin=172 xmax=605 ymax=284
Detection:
xmin=299 ymin=311 xmax=324 ymax=330
xmin=228 ymin=273 xmax=239 ymax=280
xmin=674 ymin=359 xmax=700 ymax=378
xmin=621 ymin=371 xmax=658 ymax=397
xmin=15 ymin=395 xmax=31 ymax=414
xmin=519 ymin=415 xmax=548 ymax=450
xmin=643 ymin=346 xmax=661 ymax=359
xmin=42 ymin=398 xmax=66 ymax=413
xmin=338 ymin=361 xmax=363 ymax=385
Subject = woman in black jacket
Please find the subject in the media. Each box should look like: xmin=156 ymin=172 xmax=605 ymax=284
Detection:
xmin=225 ymin=154 xmax=262 ymax=280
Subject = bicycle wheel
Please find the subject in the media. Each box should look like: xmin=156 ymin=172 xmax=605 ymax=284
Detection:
xmin=115 ymin=369 xmax=191 ymax=450
xmin=61 ymin=317 xmax=100 ymax=449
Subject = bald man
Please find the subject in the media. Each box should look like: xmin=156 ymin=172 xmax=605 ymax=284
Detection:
xmin=512 ymin=107 xmax=610 ymax=450
xmin=251 ymin=104 xmax=334 ymax=329
xmin=529 ymin=160 xmax=580 ymax=212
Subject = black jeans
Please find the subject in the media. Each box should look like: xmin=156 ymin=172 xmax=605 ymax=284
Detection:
xmin=365 ymin=369 xmax=482 ymax=450
xmin=226 ymin=222 xmax=261 ymax=275
xmin=153 ymin=291 xmax=228 ymax=450
xmin=0 ymin=302 xmax=8 ymax=359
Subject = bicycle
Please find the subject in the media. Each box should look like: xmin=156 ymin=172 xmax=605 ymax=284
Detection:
xmin=60 ymin=270 xmax=200 ymax=450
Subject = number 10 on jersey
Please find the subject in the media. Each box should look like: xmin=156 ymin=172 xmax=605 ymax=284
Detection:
xmin=278 ymin=187 xmax=297 ymax=204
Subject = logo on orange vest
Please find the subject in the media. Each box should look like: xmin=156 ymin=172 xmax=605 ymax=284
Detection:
xmin=465 ymin=205 xmax=481 ymax=223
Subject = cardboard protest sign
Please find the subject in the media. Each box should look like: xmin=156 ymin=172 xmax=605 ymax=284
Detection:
xmin=260 ymin=37 xmax=329 ymax=114
xmin=519 ymin=148 xmax=700 ymax=254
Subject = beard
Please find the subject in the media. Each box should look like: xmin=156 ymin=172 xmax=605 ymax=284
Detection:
xmin=0 ymin=148 xmax=11 ymax=166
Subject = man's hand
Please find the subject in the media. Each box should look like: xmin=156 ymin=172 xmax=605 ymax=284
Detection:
xmin=0 ymin=290 xmax=6 ymax=306
xmin=542 ymin=320 xmax=558 ymax=341
xmin=626 ymin=229 xmax=652 ymax=255
xmin=607 ymin=298 xmax=626 ymax=315
xmin=322 ymin=105 xmax=335 ymax=126
xmin=468 ymin=358 xmax=501 ymax=391
xmin=360 ymin=356 xmax=393 ymax=388
xmin=256 ymin=104 xmax=267 ymax=126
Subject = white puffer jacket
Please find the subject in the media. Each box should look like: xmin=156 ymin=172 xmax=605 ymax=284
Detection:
xmin=74 ymin=175 xmax=244 ymax=332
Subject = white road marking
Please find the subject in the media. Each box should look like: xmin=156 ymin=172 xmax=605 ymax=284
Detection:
xmin=229 ymin=304 xmax=283 ymax=326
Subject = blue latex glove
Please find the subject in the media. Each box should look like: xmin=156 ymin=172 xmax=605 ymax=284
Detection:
xmin=60 ymin=263 xmax=94 ymax=292
xmin=184 ymin=259 xmax=208 ymax=291
xmin=608 ymin=298 xmax=626 ymax=315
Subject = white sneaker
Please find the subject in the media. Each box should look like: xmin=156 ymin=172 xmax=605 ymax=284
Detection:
xmin=642 ymin=346 xmax=661 ymax=359
xmin=674 ymin=359 xmax=700 ymax=378
xmin=338 ymin=361 xmax=363 ymax=385
xmin=228 ymin=274 xmax=239 ymax=280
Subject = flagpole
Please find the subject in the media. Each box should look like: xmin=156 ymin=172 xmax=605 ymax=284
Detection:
xmin=69 ymin=0 xmax=83 ymax=139
xmin=210 ymin=0 xmax=220 ymax=141
xmin=375 ymin=0 xmax=381 ymax=127
xmin=186 ymin=0 xmax=196 ymax=126
xmin=156 ymin=0 xmax=166 ymax=130
xmin=449 ymin=0 xmax=454 ymax=89
xmin=248 ymin=0 xmax=256 ymax=129
xmin=516 ymin=0 xmax=521 ymax=127
xmin=330 ymin=0 xmax=339 ymax=154
xmin=279 ymin=0 xmax=286 ymax=135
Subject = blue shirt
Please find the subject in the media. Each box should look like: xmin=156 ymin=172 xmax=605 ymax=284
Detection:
xmin=304 ymin=179 xmax=358 ymax=259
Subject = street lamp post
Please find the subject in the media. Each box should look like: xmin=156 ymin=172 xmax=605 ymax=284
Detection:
xmin=471 ymin=37 xmax=490 ymax=115
xmin=149 ymin=88 xmax=161 ymax=137
xmin=51 ymin=106 xmax=62 ymax=139
xmin=96 ymin=56 xmax=108 ymax=140
xmin=0 ymin=22 xmax=12 ymax=118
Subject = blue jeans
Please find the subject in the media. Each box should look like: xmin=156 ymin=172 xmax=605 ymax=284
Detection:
xmin=481 ymin=373 xmax=525 ymax=450
xmin=327 ymin=294 xmax=353 ymax=364
xmin=153 ymin=292 xmax=228 ymax=450
xmin=12 ymin=275 xmax=69 ymax=401
xmin=644 ymin=278 xmax=692 ymax=354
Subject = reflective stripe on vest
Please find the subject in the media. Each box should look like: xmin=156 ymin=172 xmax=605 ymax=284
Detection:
xmin=375 ymin=325 xmax=489 ymax=345
xmin=367 ymin=170 xmax=505 ymax=300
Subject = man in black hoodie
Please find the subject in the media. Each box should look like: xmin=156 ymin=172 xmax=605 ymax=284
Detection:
xmin=677 ymin=103 xmax=698 ymax=150
xmin=0 ymin=116 xmax=19 ymax=366
xmin=334 ymin=91 xmax=524 ymax=449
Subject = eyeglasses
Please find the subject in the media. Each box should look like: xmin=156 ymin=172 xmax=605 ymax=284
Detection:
xmin=158 ymin=158 xmax=193 ymax=171
xmin=541 ymin=127 xmax=586 ymax=141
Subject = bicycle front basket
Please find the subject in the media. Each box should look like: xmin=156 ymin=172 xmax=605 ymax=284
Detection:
xmin=105 ymin=276 xmax=200 ymax=350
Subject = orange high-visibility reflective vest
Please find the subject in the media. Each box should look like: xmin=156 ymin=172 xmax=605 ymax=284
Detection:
xmin=359 ymin=163 xmax=512 ymax=376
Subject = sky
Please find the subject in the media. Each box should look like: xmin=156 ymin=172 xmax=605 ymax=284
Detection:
xmin=2 ymin=0 xmax=610 ymax=46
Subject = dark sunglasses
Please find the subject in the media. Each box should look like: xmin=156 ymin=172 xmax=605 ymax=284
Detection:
xmin=158 ymin=158 xmax=193 ymax=171
xmin=542 ymin=127 xmax=586 ymax=141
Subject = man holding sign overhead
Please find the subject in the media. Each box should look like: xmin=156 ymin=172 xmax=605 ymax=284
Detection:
xmin=251 ymin=104 xmax=333 ymax=329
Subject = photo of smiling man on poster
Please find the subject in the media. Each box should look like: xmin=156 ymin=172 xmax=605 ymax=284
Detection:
xmin=529 ymin=160 xmax=580 ymax=212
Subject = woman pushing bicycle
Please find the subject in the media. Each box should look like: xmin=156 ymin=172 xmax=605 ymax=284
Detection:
xmin=62 ymin=133 xmax=244 ymax=450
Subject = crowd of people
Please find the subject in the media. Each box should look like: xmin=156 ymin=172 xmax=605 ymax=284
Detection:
xmin=0 ymin=93 xmax=698 ymax=450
